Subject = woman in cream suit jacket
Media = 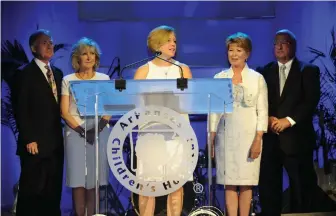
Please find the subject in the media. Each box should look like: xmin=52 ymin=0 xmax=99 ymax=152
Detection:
xmin=210 ymin=32 xmax=268 ymax=216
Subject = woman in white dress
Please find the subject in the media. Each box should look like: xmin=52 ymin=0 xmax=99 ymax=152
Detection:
xmin=60 ymin=37 xmax=111 ymax=216
xmin=210 ymin=32 xmax=268 ymax=216
xmin=134 ymin=25 xmax=192 ymax=216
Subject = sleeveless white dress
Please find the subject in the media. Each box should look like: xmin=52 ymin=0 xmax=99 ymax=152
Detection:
xmin=136 ymin=61 xmax=193 ymax=182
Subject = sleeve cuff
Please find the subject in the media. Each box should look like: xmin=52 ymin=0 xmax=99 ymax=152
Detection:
xmin=286 ymin=116 xmax=296 ymax=126
xmin=256 ymin=125 xmax=268 ymax=132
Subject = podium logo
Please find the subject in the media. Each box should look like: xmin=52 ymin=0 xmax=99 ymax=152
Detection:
xmin=107 ymin=105 xmax=198 ymax=197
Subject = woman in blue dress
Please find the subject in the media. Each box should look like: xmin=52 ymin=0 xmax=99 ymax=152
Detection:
xmin=61 ymin=37 xmax=111 ymax=216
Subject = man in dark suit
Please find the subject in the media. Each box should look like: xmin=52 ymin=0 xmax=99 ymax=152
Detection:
xmin=257 ymin=29 xmax=320 ymax=215
xmin=11 ymin=29 xmax=64 ymax=216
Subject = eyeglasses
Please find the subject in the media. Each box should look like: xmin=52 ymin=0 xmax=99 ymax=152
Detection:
xmin=274 ymin=40 xmax=291 ymax=46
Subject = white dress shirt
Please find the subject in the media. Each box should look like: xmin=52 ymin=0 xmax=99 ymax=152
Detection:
xmin=277 ymin=58 xmax=293 ymax=80
xmin=34 ymin=58 xmax=51 ymax=81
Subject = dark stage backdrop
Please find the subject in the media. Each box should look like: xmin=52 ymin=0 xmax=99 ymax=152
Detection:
xmin=1 ymin=1 xmax=336 ymax=213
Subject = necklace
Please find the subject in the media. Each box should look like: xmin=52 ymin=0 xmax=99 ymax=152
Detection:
xmin=163 ymin=66 xmax=171 ymax=78
xmin=77 ymin=72 xmax=95 ymax=80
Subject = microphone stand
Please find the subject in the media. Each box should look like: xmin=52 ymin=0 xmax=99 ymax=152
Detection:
xmin=107 ymin=57 xmax=120 ymax=79
xmin=155 ymin=55 xmax=188 ymax=90
xmin=115 ymin=52 xmax=161 ymax=91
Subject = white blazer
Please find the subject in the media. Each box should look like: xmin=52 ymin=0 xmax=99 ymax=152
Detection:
xmin=210 ymin=64 xmax=268 ymax=132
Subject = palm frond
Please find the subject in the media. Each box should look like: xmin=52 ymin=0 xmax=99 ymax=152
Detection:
xmin=50 ymin=43 xmax=71 ymax=65
xmin=309 ymin=26 xmax=336 ymax=155
xmin=1 ymin=84 xmax=18 ymax=141
xmin=329 ymin=26 xmax=336 ymax=73
xmin=1 ymin=39 xmax=29 ymax=140
xmin=53 ymin=43 xmax=71 ymax=53
xmin=1 ymin=40 xmax=29 ymax=63
xmin=321 ymin=65 xmax=335 ymax=83
xmin=1 ymin=40 xmax=29 ymax=88
xmin=308 ymin=46 xmax=326 ymax=57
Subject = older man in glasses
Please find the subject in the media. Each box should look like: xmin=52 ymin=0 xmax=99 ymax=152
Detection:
xmin=257 ymin=29 xmax=320 ymax=215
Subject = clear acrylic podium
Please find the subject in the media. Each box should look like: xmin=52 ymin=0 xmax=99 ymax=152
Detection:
xmin=69 ymin=78 xmax=232 ymax=215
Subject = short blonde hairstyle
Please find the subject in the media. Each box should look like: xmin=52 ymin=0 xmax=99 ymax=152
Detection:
xmin=226 ymin=32 xmax=252 ymax=53
xmin=71 ymin=37 xmax=102 ymax=71
xmin=147 ymin=25 xmax=175 ymax=53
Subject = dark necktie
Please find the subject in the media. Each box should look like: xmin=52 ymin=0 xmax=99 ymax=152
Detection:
xmin=45 ymin=65 xmax=58 ymax=102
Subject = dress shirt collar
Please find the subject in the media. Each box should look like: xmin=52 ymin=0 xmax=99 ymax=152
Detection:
xmin=227 ymin=63 xmax=250 ymax=78
xmin=34 ymin=58 xmax=51 ymax=74
xmin=277 ymin=58 xmax=294 ymax=70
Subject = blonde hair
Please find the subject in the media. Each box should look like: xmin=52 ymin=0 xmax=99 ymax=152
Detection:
xmin=226 ymin=32 xmax=252 ymax=53
xmin=70 ymin=37 xmax=102 ymax=71
xmin=147 ymin=25 xmax=175 ymax=53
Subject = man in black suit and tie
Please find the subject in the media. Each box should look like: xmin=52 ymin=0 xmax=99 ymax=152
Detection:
xmin=257 ymin=29 xmax=320 ymax=215
xmin=11 ymin=29 xmax=64 ymax=216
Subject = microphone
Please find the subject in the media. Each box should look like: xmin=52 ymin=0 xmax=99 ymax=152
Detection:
xmin=115 ymin=52 xmax=161 ymax=91
xmin=112 ymin=58 xmax=120 ymax=78
xmin=107 ymin=57 xmax=120 ymax=79
xmin=116 ymin=57 xmax=121 ymax=77
xmin=155 ymin=54 xmax=188 ymax=90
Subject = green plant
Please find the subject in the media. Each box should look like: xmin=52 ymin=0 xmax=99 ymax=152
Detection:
xmin=1 ymin=39 xmax=29 ymax=140
xmin=308 ymin=26 xmax=336 ymax=172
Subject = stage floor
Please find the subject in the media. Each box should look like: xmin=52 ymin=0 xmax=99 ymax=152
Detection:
xmin=282 ymin=212 xmax=336 ymax=216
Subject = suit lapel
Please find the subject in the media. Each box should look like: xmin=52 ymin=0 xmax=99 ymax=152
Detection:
xmin=31 ymin=60 xmax=51 ymax=89
xmin=268 ymin=63 xmax=281 ymax=104
xmin=31 ymin=60 xmax=58 ymax=105
xmin=279 ymin=58 xmax=299 ymax=104
xmin=272 ymin=63 xmax=280 ymax=100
